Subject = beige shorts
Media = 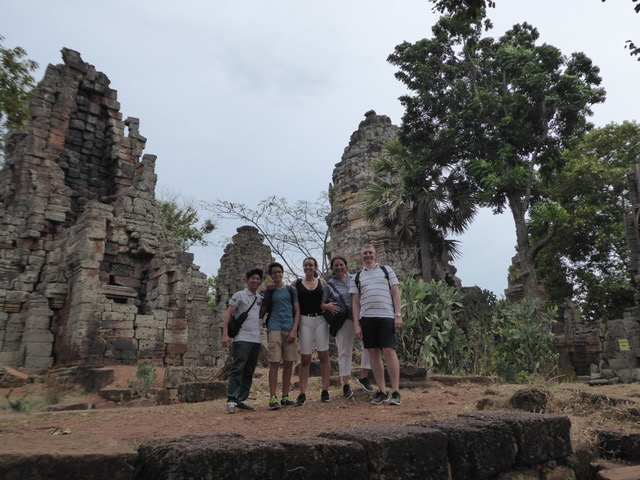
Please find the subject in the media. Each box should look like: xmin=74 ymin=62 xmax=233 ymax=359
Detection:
xmin=267 ymin=330 xmax=299 ymax=363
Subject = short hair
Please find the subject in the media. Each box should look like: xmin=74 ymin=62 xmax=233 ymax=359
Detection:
xmin=246 ymin=268 xmax=263 ymax=280
xmin=361 ymin=244 xmax=376 ymax=254
xmin=330 ymin=256 xmax=348 ymax=268
xmin=268 ymin=262 xmax=284 ymax=275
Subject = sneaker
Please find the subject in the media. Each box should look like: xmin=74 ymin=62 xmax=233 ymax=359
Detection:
xmin=236 ymin=401 xmax=255 ymax=411
xmin=357 ymin=377 xmax=375 ymax=393
xmin=389 ymin=391 xmax=402 ymax=406
xmin=371 ymin=390 xmax=389 ymax=405
xmin=295 ymin=393 xmax=307 ymax=406
xmin=343 ymin=384 xmax=354 ymax=399
xmin=281 ymin=395 xmax=295 ymax=407
xmin=226 ymin=401 xmax=236 ymax=414
xmin=268 ymin=396 xmax=280 ymax=410
xmin=321 ymin=390 xmax=331 ymax=402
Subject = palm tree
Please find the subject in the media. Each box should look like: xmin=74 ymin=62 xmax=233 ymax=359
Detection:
xmin=364 ymin=139 xmax=477 ymax=282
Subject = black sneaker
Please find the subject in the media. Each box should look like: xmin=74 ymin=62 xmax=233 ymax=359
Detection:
xmin=343 ymin=384 xmax=354 ymax=399
xmin=389 ymin=391 xmax=402 ymax=406
xmin=371 ymin=390 xmax=389 ymax=405
xmin=295 ymin=393 xmax=307 ymax=406
xmin=356 ymin=377 xmax=375 ymax=393
xmin=321 ymin=390 xmax=331 ymax=402
xmin=236 ymin=401 xmax=256 ymax=411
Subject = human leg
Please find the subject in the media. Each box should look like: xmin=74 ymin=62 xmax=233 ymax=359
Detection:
xmin=335 ymin=320 xmax=354 ymax=385
xmin=282 ymin=360 xmax=294 ymax=397
xmin=227 ymin=341 xmax=258 ymax=402
xmin=238 ymin=342 xmax=261 ymax=402
xmin=318 ymin=349 xmax=331 ymax=392
xmin=382 ymin=347 xmax=400 ymax=392
xmin=299 ymin=353 xmax=311 ymax=394
xmin=368 ymin=347 xmax=387 ymax=394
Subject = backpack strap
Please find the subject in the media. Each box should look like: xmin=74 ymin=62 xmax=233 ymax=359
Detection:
xmin=355 ymin=266 xmax=390 ymax=294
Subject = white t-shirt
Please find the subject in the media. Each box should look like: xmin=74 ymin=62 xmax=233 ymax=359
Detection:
xmin=229 ymin=288 xmax=262 ymax=343
xmin=349 ymin=264 xmax=399 ymax=318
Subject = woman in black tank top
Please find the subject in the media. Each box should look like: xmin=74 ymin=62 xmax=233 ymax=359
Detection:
xmin=292 ymin=257 xmax=331 ymax=405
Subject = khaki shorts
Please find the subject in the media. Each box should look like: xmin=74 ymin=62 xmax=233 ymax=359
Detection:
xmin=267 ymin=330 xmax=299 ymax=363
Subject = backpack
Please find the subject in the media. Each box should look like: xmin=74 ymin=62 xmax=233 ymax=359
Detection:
xmin=354 ymin=265 xmax=390 ymax=294
xmin=322 ymin=282 xmax=348 ymax=336
xmin=260 ymin=285 xmax=295 ymax=326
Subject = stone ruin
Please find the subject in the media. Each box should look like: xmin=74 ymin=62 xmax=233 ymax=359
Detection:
xmin=0 ymin=49 xmax=215 ymax=372
xmin=327 ymin=109 xmax=459 ymax=286
xmin=0 ymin=47 xmax=638 ymax=382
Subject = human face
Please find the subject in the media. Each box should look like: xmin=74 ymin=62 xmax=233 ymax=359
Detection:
xmin=270 ymin=268 xmax=284 ymax=284
xmin=361 ymin=247 xmax=376 ymax=266
xmin=246 ymin=274 xmax=262 ymax=293
xmin=303 ymin=259 xmax=316 ymax=277
xmin=331 ymin=259 xmax=347 ymax=276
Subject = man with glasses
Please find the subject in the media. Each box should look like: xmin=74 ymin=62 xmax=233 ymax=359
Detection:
xmin=263 ymin=262 xmax=300 ymax=410
xmin=350 ymin=244 xmax=403 ymax=406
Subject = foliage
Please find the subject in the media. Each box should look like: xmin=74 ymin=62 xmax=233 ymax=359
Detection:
xmin=429 ymin=0 xmax=639 ymax=59
xmin=204 ymin=193 xmax=330 ymax=277
xmin=0 ymin=36 xmax=38 ymax=163
xmin=4 ymin=389 xmax=31 ymax=412
xmin=207 ymin=275 xmax=218 ymax=309
xmin=492 ymin=299 xmax=559 ymax=382
xmin=158 ymin=189 xmax=216 ymax=251
xmin=397 ymin=277 xmax=465 ymax=373
xmin=530 ymin=122 xmax=640 ymax=322
xmin=364 ymin=139 xmax=477 ymax=282
xmin=458 ymin=288 xmax=498 ymax=375
xmin=388 ymin=16 xmax=605 ymax=299
xmin=128 ymin=362 xmax=158 ymax=399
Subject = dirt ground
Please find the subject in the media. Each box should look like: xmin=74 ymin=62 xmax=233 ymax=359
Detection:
xmin=1 ymin=365 xmax=640 ymax=456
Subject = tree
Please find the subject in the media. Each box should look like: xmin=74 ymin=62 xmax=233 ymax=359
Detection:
xmin=364 ymin=139 xmax=477 ymax=282
xmin=428 ymin=0 xmax=640 ymax=59
xmin=530 ymin=121 xmax=640 ymax=322
xmin=388 ymin=17 xmax=605 ymax=299
xmin=204 ymin=194 xmax=330 ymax=278
xmin=0 ymin=36 xmax=38 ymax=163
xmin=157 ymin=190 xmax=216 ymax=251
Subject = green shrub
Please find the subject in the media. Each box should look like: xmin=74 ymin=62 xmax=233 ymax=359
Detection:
xmin=128 ymin=362 xmax=158 ymax=399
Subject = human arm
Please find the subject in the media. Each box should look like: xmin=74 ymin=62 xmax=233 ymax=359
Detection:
xmin=390 ymin=284 xmax=403 ymax=329
xmin=289 ymin=301 xmax=300 ymax=343
xmin=352 ymin=292 xmax=362 ymax=340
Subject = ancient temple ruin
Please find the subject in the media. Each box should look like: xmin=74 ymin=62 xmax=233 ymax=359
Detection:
xmin=327 ymin=110 xmax=459 ymax=285
xmin=0 ymin=49 xmax=214 ymax=372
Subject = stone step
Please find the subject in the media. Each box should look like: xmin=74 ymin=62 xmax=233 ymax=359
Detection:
xmin=597 ymin=464 xmax=640 ymax=480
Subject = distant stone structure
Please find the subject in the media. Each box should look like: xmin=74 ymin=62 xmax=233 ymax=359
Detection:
xmin=327 ymin=110 xmax=459 ymax=285
xmin=0 ymin=49 xmax=213 ymax=372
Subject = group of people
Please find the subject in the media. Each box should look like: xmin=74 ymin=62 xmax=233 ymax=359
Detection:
xmin=220 ymin=244 xmax=403 ymax=414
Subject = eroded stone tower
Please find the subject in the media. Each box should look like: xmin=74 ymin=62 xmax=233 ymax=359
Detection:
xmin=327 ymin=110 xmax=420 ymax=274
xmin=0 ymin=49 xmax=212 ymax=372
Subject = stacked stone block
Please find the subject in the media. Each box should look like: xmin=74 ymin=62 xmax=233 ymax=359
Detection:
xmin=0 ymin=49 xmax=212 ymax=372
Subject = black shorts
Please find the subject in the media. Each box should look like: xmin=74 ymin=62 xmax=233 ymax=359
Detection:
xmin=360 ymin=316 xmax=397 ymax=349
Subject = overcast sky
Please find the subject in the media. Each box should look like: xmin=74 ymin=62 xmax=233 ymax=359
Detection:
xmin=3 ymin=1 xmax=639 ymax=296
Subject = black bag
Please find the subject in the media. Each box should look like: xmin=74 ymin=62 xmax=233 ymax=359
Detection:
xmin=228 ymin=296 xmax=257 ymax=338
xmin=323 ymin=283 xmax=348 ymax=336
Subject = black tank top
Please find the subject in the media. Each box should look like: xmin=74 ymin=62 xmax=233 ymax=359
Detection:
xmin=295 ymin=279 xmax=323 ymax=315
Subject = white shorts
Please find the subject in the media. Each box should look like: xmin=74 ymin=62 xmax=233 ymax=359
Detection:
xmin=298 ymin=314 xmax=330 ymax=355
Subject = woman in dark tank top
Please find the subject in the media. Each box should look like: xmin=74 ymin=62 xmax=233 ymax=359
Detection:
xmin=292 ymin=257 xmax=331 ymax=405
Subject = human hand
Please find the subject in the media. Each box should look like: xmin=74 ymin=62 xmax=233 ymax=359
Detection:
xmin=221 ymin=334 xmax=231 ymax=349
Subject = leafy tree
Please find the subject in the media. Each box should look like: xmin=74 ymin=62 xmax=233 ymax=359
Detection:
xmin=204 ymin=193 xmax=330 ymax=278
xmin=530 ymin=121 xmax=640 ymax=322
xmin=0 ymin=36 xmax=38 ymax=163
xmin=364 ymin=139 xmax=477 ymax=282
xmin=428 ymin=0 xmax=640 ymax=59
xmin=158 ymin=190 xmax=216 ymax=251
xmin=388 ymin=17 xmax=605 ymax=300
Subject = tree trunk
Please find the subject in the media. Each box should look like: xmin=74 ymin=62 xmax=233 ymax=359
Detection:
xmin=417 ymin=201 xmax=433 ymax=282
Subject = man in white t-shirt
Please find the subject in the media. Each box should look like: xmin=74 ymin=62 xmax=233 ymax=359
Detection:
xmin=221 ymin=268 xmax=264 ymax=414
xmin=350 ymin=244 xmax=403 ymax=406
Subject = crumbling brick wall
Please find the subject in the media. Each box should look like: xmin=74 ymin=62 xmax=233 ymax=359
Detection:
xmin=0 ymin=49 xmax=211 ymax=372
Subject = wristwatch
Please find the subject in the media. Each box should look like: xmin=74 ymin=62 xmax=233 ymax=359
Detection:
xmin=395 ymin=312 xmax=402 ymax=318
